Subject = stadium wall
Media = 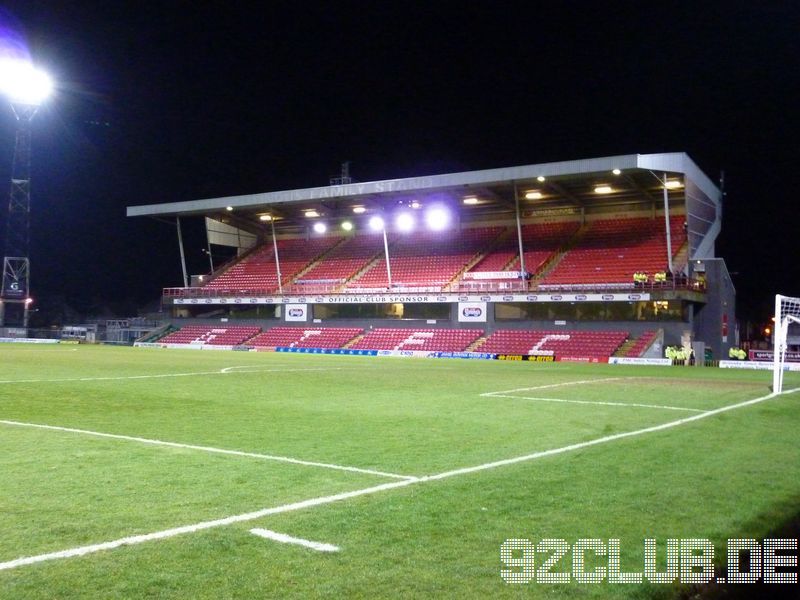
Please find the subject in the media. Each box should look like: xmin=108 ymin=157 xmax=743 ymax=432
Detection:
xmin=691 ymin=257 xmax=736 ymax=358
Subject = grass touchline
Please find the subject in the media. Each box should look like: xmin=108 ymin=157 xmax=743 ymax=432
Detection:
xmin=1 ymin=377 xmax=796 ymax=573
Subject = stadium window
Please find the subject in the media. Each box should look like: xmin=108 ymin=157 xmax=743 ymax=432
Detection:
xmin=576 ymin=303 xmax=604 ymax=321
xmin=605 ymin=302 xmax=637 ymax=321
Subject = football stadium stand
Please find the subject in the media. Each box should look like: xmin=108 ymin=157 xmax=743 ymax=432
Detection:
xmin=156 ymin=324 xmax=637 ymax=361
xmin=476 ymin=329 xmax=628 ymax=361
xmin=197 ymin=215 xmax=683 ymax=296
xmin=349 ymin=328 xmax=484 ymax=352
xmin=247 ymin=327 xmax=363 ymax=349
xmin=349 ymin=227 xmax=503 ymax=290
xmin=539 ymin=216 xmax=687 ymax=288
xmin=130 ymin=153 xmax=733 ymax=359
xmin=469 ymin=221 xmax=580 ymax=276
xmin=203 ymin=236 xmax=341 ymax=293
xmin=291 ymin=235 xmax=385 ymax=291
xmin=623 ymin=330 xmax=658 ymax=357
xmin=159 ymin=325 xmax=260 ymax=346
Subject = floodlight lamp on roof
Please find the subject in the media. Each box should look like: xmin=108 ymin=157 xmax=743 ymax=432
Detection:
xmin=368 ymin=215 xmax=385 ymax=231
xmin=341 ymin=221 xmax=353 ymax=231
xmin=537 ymin=175 xmax=546 ymax=182
xmin=664 ymin=179 xmax=683 ymax=189
xmin=304 ymin=209 xmax=320 ymax=218
xmin=259 ymin=214 xmax=272 ymax=221
xmin=525 ymin=190 xmax=543 ymax=200
xmin=425 ymin=206 xmax=450 ymax=231
xmin=0 ymin=58 xmax=53 ymax=106
xmin=225 ymin=206 xmax=233 ymax=211
xmin=462 ymin=196 xmax=478 ymax=205
xmin=352 ymin=206 xmax=366 ymax=214
xmin=313 ymin=222 xmax=327 ymax=234
xmin=612 ymin=168 xmax=622 ymax=175
xmin=395 ymin=212 xmax=415 ymax=232
xmin=410 ymin=200 xmax=421 ymax=209
xmin=593 ymin=185 xmax=614 ymax=194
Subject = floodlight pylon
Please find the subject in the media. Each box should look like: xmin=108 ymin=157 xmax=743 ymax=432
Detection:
xmin=1 ymin=103 xmax=38 ymax=327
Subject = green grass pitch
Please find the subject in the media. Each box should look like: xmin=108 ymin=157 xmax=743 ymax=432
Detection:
xmin=0 ymin=344 xmax=798 ymax=598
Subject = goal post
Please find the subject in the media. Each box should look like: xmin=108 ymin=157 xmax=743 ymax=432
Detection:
xmin=773 ymin=294 xmax=800 ymax=393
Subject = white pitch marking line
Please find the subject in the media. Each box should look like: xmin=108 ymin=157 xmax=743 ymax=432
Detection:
xmin=1 ymin=386 xmax=797 ymax=573
xmin=487 ymin=393 xmax=706 ymax=413
xmin=0 ymin=366 xmax=344 ymax=385
xmin=0 ymin=479 xmax=413 ymax=572
xmin=0 ymin=347 xmax=79 ymax=352
xmin=221 ymin=365 xmax=342 ymax=374
xmin=0 ymin=419 xmax=416 ymax=481
xmin=481 ymin=377 xmax=624 ymax=397
xmin=249 ymin=528 xmax=339 ymax=552
xmin=422 ymin=386 xmax=800 ymax=481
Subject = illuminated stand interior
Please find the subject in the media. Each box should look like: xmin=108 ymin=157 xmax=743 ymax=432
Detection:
xmin=0 ymin=58 xmax=52 ymax=327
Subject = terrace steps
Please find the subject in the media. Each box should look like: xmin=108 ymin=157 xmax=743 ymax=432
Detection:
xmin=613 ymin=339 xmax=637 ymax=357
xmin=466 ymin=336 xmax=487 ymax=352
xmin=529 ymin=222 xmax=590 ymax=283
xmin=291 ymin=237 xmax=349 ymax=283
xmin=345 ymin=254 xmax=388 ymax=289
xmin=342 ymin=334 xmax=365 ymax=349
xmin=446 ymin=229 xmax=514 ymax=291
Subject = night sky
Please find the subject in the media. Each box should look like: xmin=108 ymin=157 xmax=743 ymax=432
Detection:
xmin=0 ymin=1 xmax=797 ymax=325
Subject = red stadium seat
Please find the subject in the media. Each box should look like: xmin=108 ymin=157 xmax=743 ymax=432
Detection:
xmin=476 ymin=329 xmax=627 ymax=361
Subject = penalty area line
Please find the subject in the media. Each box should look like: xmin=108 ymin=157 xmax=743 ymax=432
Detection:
xmin=250 ymin=528 xmax=339 ymax=552
xmin=0 ymin=419 xmax=416 ymax=481
xmin=0 ymin=479 xmax=413 ymax=572
xmin=0 ymin=366 xmax=346 ymax=385
xmin=481 ymin=377 xmax=624 ymax=397
xmin=422 ymin=386 xmax=800 ymax=481
xmin=1 ymin=386 xmax=797 ymax=572
xmin=486 ymin=393 xmax=706 ymax=413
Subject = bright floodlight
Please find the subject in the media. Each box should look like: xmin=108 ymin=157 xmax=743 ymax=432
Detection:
xmin=313 ymin=222 xmax=327 ymax=234
xmin=425 ymin=206 xmax=449 ymax=231
xmin=0 ymin=59 xmax=52 ymax=106
xmin=341 ymin=221 xmax=353 ymax=231
xmin=368 ymin=216 xmax=385 ymax=231
xmin=395 ymin=212 xmax=415 ymax=233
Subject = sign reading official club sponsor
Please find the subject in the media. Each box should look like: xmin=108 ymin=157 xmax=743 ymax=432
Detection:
xmin=458 ymin=302 xmax=487 ymax=323
xmin=172 ymin=292 xmax=650 ymax=305
xmin=285 ymin=303 xmax=308 ymax=322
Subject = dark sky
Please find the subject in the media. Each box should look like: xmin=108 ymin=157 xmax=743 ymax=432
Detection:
xmin=0 ymin=1 xmax=797 ymax=323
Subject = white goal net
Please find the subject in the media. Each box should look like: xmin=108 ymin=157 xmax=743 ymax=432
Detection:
xmin=773 ymin=294 xmax=800 ymax=393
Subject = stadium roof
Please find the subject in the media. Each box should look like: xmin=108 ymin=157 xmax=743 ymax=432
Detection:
xmin=127 ymin=152 xmax=720 ymax=232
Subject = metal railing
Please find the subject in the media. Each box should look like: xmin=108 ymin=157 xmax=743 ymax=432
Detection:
xmin=163 ymin=276 xmax=704 ymax=299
